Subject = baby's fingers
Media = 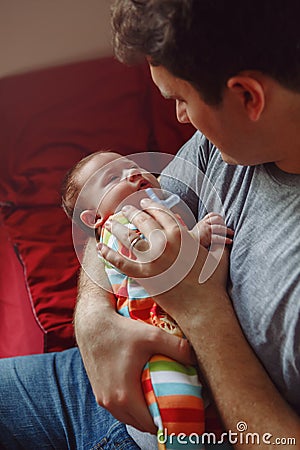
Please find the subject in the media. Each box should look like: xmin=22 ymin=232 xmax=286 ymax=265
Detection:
xmin=202 ymin=212 xmax=224 ymax=224
xmin=211 ymin=234 xmax=233 ymax=245
xmin=211 ymin=224 xmax=234 ymax=237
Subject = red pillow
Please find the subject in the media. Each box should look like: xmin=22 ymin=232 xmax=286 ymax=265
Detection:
xmin=0 ymin=56 xmax=195 ymax=354
xmin=2 ymin=206 xmax=78 ymax=352
xmin=0 ymin=57 xmax=153 ymax=207
xmin=0 ymin=220 xmax=43 ymax=357
xmin=0 ymin=57 xmax=154 ymax=352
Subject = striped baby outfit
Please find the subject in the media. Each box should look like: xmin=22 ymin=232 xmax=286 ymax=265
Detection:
xmin=100 ymin=212 xmax=205 ymax=449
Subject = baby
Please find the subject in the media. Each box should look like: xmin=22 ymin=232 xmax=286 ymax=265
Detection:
xmin=62 ymin=150 xmax=233 ymax=449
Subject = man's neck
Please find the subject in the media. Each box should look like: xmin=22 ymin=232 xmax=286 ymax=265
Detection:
xmin=273 ymin=98 xmax=300 ymax=174
xmin=275 ymin=159 xmax=300 ymax=175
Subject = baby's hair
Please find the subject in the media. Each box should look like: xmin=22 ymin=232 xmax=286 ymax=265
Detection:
xmin=61 ymin=150 xmax=108 ymax=231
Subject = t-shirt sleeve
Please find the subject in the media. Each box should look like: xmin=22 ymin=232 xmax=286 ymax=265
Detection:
xmin=160 ymin=131 xmax=212 ymax=221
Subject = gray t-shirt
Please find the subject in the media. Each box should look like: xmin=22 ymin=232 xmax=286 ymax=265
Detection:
xmin=160 ymin=130 xmax=300 ymax=414
xmin=128 ymin=131 xmax=300 ymax=448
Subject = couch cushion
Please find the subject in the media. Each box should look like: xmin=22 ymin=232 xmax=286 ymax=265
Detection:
xmin=0 ymin=220 xmax=43 ymax=356
xmin=0 ymin=57 xmax=153 ymax=207
xmin=0 ymin=57 xmax=155 ymax=352
xmin=0 ymin=57 xmax=194 ymax=353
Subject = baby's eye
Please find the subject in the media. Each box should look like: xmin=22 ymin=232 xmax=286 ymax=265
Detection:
xmin=108 ymin=174 xmax=120 ymax=183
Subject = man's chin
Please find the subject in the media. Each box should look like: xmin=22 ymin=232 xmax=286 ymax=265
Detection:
xmin=219 ymin=152 xmax=239 ymax=165
xmin=219 ymin=150 xmax=258 ymax=166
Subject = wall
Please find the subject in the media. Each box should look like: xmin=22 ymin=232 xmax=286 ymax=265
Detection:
xmin=0 ymin=0 xmax=113 ymax=78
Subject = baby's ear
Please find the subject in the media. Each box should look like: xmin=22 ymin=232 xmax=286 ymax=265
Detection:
xmin=80 ymin=209 xmax=104 ymax=229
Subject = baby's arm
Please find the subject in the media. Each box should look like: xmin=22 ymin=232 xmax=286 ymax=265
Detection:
xmin=195 ymin=212 xmax=234 ymax=248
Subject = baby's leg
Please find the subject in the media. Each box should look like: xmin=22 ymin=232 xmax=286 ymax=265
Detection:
xmin=142 ymin=354 xmax=205 ymax=450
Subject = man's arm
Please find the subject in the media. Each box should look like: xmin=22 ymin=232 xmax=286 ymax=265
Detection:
xmin=179 ymin=283 xmax=300 ymax=449
xmin=74 ymin=237 xmax=194 ymax=433
xmin=98 ymin=203 xmax=300 ymax=449
xmin=172 ymin=225 xmax=300 ymax=449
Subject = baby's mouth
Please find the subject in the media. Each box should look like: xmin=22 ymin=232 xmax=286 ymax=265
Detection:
xmin=138 ymin=179 xmax=152 ymax=190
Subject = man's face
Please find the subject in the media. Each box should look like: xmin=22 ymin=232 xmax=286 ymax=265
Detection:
xmin=150 ymin=65 xmax=273 ymax=166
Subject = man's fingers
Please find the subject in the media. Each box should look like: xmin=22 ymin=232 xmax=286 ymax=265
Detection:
xmin=98 ymin=243 xmax=144 ymax=278
xmin=152 ymin=330 xmax=196 ymax=366
xmin=127 ymin=387 xmax=157 ymax=434
xmin=104 ymin=220 xmax=140 ymax=250
xmin=104 ymin=386 xmax=157 ymax=434
xmin=122 ymin=200 xmax=184 ymax=237
xmin=121 ymin=204 xmax=164 ymax=240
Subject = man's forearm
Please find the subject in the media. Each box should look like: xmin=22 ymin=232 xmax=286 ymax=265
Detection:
xmin=75 ymin=238 xmax=186 ymax=431
xmin=181 ymin=292 xmax=300 ymax=449
xmin=74 ymin=237 xmax=116 ymax=347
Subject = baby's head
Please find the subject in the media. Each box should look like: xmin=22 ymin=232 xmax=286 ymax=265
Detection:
xmin=62 ymin=151 xmax=159 ymax=235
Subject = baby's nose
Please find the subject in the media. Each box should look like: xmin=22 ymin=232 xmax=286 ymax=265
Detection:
xmin=126 ymin=168 xmax=142 ymax=181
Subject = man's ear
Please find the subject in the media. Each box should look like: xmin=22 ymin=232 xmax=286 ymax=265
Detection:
xmin=80 ymin=209 xmax=104 ymax=229
xmin=227 ymin=75 xmax=265 ymax=121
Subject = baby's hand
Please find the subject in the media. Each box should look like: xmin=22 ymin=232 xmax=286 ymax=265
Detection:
xmin=192 ymin=212 xmax=234 ymax=249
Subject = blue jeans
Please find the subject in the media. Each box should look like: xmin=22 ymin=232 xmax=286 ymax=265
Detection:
xmin=0 ymin=348 xmax=233 ymax=450
xmin=0 ymin=348 xmax=141 ymax=450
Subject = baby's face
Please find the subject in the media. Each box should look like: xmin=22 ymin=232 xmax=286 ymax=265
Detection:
xmin=80 ymin=152 xmax=160 ymax=222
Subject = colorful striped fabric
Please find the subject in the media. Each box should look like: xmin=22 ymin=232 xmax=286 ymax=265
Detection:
xmin=100 ymin=213 xmax=205 ymax=449
xmin=142 ymin=356 xmax=205 ymax=449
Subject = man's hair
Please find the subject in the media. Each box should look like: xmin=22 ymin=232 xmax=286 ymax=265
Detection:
xmin=112 ymin=0 xmax=300 ymax=105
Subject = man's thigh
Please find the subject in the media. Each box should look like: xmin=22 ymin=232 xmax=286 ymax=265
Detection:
xmin=0 ymin=347 xmax=140 ymax=450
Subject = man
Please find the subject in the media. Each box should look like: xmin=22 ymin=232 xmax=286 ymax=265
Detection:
xmin=0 ymin=1 xmax=299 ymax=449
xmin=77 ymin=0 xmax=300 ymax=446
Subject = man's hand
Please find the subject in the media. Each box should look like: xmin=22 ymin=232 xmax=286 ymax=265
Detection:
xmin=96 ymin=201 xmax=300 ymax=448
xmin=75 ymin=238 xmax=195 ymax=433
xmin=76 ymin=305 xmax=194 ymax=433
xmin=97 ymin=199 xmax=230 ymax=319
